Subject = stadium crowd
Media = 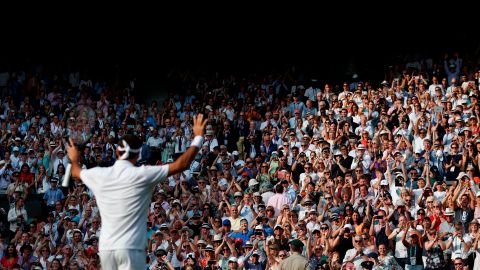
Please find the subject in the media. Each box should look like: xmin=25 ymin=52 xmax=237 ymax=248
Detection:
xmin=1 ymin=55 xmax=480 ymax=270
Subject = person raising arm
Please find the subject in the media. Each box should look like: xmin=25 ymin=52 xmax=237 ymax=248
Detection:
xmin=67 ymin=113 xmax=207 ymax=270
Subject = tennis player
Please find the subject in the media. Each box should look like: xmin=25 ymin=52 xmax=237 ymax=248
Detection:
xmin=67 ymin=114 xmax=207 ymax=269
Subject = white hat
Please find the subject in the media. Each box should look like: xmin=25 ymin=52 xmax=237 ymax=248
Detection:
xmin=396 ymin=200 xmax=405 ymax=207
xmin=255 ymin=225 xmax=263 ymax=230
xmin=380 ymin=130 xmax=388 ymax=135
xmin=228 ymin=257 xmax=238 ymax=263
xmin=234 ymin=191 xmax=243 ymax=197
xmin=205 ymin=244 xmax=214 ymax=251
xmin=213 ymin=234 xmax=222 ymax=242
xmin=253 ymin=192 xmax=261 ymax=197
xmin=344 ymin=224 xmax=354 ymax=230
xmin=12 ymin=146 xmax=19 ymax=152
xmin=274 ymin=224 xmax=283 ymax=230
xmin=444 ymin=208 xmax=455 ymax=216
xmin=357 ymin=144 xmax=366 ymax=150
xmin=0 ymin=160 xmax=5 ymax=166
xmin=456 ymin=172 xmax=470 ymax=180
xmin=248 ymin=179 xmax=259 ymax=186
xmin=380 ymin=179 xmax=389 ymax=186
xmin=232 ymin=150 xmax=239 ymax=156
xmin=14 ymin=137 xmax=21 ymax=141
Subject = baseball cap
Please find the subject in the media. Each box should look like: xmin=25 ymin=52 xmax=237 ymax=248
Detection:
xmin=248 ymin=179 xmax=259 ymax=186
xmin=234 ymin=191 xmax=243 ymax=197
xmin=289 ymin=239 xmax=304 ymax=248
xmin=222 ymin=219 xmax=231 ymax=226
xmin=380 ymin=180 xmax=388 ymax=186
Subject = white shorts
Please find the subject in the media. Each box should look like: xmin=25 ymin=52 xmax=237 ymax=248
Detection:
xmin=99 ymin=249 xmax=145 ymax=270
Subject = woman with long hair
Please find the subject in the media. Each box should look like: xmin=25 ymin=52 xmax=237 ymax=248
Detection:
xmin=35 ymin=165 xmax=50 ymax=194
xmin=1 ymin=244 xmax=19 ymax=269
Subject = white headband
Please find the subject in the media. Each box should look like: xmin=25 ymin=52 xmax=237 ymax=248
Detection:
xmin=117 ymin=140 xmax=142 ymax=160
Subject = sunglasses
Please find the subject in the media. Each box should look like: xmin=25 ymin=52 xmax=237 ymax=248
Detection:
xmin=320 ymin=227 xmax=328 ymax=230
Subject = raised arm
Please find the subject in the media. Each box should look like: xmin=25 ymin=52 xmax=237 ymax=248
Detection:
xmin=168 ymin=114 xmax=207 ymax=176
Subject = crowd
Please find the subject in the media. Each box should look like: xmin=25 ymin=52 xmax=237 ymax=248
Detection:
xmin=0 ymin=55 xmax=480 ymax=270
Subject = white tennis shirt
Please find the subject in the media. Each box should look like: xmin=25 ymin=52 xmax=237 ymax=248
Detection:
xmin=80 ymin=160 xmax=169 ymax=251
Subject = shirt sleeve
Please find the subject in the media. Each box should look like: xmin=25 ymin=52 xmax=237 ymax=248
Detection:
xmin=140 ymin=164 xmax=170 ymax=185
xmin=80 ymin=168 xmax=99 ymax=190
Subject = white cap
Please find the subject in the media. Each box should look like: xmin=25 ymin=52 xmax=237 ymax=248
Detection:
xmin=248 ymin=179 xmax=259 ymax=186
xmin=0 ymin=160 xmax=5 ymax=166
xmin=380 ymin=180 xmax=389 ymax=186
xmin=232 ymin=150 xmax=239 ymax=156
xmin=344 ymin=224 xmax=354 ymax=230
xmin=229 ymin=257 xmax=238 ymax=263
xmin=255 ymin=225 xmax=263 ymax=230
xmin=234 ymin=191 xmax=243 ymax=197
xmin=12 ymin=146 xmax=19 ymax=152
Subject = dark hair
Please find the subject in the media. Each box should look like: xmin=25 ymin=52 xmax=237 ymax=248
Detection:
xmin=118 ymin=134 xmax=142 ymax=159
xmin=3 ymin=244 xmax=18 ymax=259
xmin=275 ymin=184 xmax=284 ymax=194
